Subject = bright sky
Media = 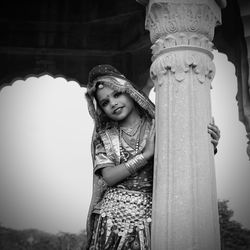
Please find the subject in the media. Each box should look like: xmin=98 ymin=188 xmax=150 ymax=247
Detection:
xmin=211 ymin=51 xmax=250 ymax=229
xmin=0 ymin=51 xmax=249 ymax=234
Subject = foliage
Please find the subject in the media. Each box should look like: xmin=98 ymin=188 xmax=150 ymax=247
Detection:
xmin=0 ymin=226 xmax=87 ymax=250
xmin=219 ymin=200 xmax=250 ymax=250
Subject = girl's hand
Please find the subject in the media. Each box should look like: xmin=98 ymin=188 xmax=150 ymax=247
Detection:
xmin=207 ymin=119 xmax=220 ymax=150
xmin=142 ymin=119 xmax=155 ymax=161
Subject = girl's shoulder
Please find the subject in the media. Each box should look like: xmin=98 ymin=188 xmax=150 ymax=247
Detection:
xmin=98 ymin=126 xmax=119 ymax=138
xmin=144 ymin=115 xmax=154 ymax=128
xmin=95 ymin=126 xmax=120 ymax=164
xmin=94 ymin=126 xmax=119 ymax=148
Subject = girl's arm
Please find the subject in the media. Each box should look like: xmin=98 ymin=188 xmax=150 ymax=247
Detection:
xmin=101 ymin=163 xmax=135 ymax=186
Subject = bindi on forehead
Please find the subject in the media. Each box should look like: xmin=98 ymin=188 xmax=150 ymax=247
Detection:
xmin=96 ymin=85 xmax=114 ymax=103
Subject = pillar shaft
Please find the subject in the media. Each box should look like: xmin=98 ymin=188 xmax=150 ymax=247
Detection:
xmin=142 ymin=0 xmax=223 ymax=249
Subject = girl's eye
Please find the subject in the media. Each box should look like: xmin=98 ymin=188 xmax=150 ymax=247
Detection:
xmin=101 ymin=100 xmax=109 ymax=107
xmin=114 ymin=92 xmax=122 ymax=98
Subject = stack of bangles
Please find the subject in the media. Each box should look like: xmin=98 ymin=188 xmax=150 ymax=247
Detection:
xmin=124 ymin=153 xmax=148 ymax=175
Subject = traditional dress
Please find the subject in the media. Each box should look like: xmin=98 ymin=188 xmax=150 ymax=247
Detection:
xmin=86 ymin=65 xmax=155 ymax=250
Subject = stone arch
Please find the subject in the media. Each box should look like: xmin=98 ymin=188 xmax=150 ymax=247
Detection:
xmin=213 ymin=0 xmax=250 ymax=158
xmin=0 ymin=73 xmax=93 ymax=234
xmin=0 ymin=72 xmax=83 ymax=92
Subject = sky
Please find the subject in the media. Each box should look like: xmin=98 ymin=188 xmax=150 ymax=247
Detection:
xmin=0 ymin=51 xmax=249 ymax=234
xmin=210 ymin=51 xmax=250 ymax=229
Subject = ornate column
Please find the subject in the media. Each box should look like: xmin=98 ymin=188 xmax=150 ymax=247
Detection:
xmin=137 ymin=0 xmax=224 ymax=249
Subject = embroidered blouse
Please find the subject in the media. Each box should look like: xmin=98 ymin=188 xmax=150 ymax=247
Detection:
xmin=93 ymin=117 xmax=154 ymax=206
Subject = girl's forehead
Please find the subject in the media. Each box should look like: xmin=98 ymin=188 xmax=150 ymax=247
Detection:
xmin=96 ymin=85 xmax=115 ymax=100
xmin=97 ymin=83 xmax=111 ymax=91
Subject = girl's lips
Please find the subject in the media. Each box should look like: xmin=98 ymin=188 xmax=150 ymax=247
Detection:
xmin=113 ymin=107 xmax=123 ymax=114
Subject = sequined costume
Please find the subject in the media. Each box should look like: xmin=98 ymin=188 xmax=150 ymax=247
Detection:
xmin=86 ymin=65 xmax=155 ymax=250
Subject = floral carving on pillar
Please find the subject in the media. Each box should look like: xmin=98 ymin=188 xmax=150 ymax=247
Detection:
xmin=145 ymin=0 xmax=221 ymax=43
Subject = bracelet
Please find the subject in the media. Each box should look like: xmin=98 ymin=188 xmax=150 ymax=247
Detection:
xmin=124 ymin=153 xmax=148 ymax=175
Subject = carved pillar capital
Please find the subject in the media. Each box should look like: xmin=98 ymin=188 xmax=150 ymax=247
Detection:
xmin=145 ymin=0 xmax=221 ymax=43
xmin=145 ymin=0 xmax=221 ymax=87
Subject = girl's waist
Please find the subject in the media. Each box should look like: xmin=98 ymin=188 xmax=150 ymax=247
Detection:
xmin=100 ymin=187 xmax=152 ymax=235
xmin=105 ymin=186 xmax=152 ymax=199
xmin=100 ymin=187 xmax=152 ymax=218
xmin=117 ymin=169 xmax=153 ymax=192
xmin=93 ymin=187 xmax=152 ymax=213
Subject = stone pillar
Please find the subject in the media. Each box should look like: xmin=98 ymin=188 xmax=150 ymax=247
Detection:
xmin=138 ymin=0 xmax=223 ymax=249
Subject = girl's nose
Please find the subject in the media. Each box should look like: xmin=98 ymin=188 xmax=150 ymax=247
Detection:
xmin=110 ymin=99 xmax=118 ymax=107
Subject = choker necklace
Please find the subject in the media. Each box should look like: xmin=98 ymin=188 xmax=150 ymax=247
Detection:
xmin=120 ymin=118 xmax=142 ymax=137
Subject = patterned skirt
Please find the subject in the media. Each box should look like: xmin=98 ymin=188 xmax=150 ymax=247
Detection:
xmin=88 ymin=188 xmax=152 ymax=250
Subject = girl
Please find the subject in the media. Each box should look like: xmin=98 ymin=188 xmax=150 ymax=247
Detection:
xmin=85 ymin=64 xmax=220 ymax=250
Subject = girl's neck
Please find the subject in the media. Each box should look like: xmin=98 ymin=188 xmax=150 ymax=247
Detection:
xmin=119 ymin=109 xmax=141 ymax=128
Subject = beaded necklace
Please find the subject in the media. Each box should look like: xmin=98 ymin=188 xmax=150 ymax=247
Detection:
xmin=120 ymin=118 xmax=141 ymax=137
xmin=119 ymin=119 xmax=142 ymax=162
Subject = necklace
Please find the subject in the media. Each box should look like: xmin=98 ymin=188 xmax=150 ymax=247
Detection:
xmin=119 ymin=139 xmax=140 ymax=162
xmin=119 ymin=121 xmax=142 ymax=162
xmin=120 ymin=118 xmax=141 ymax=137
xmin=119 ymin=144 xmax=130 ymax=162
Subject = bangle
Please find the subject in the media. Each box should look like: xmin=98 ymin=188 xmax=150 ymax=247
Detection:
xmin=124 ymin=154 xmax=148 ymax=175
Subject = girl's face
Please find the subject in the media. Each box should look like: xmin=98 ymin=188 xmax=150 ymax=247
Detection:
xmin=96 ymin=85 xmax=136 ymax=123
